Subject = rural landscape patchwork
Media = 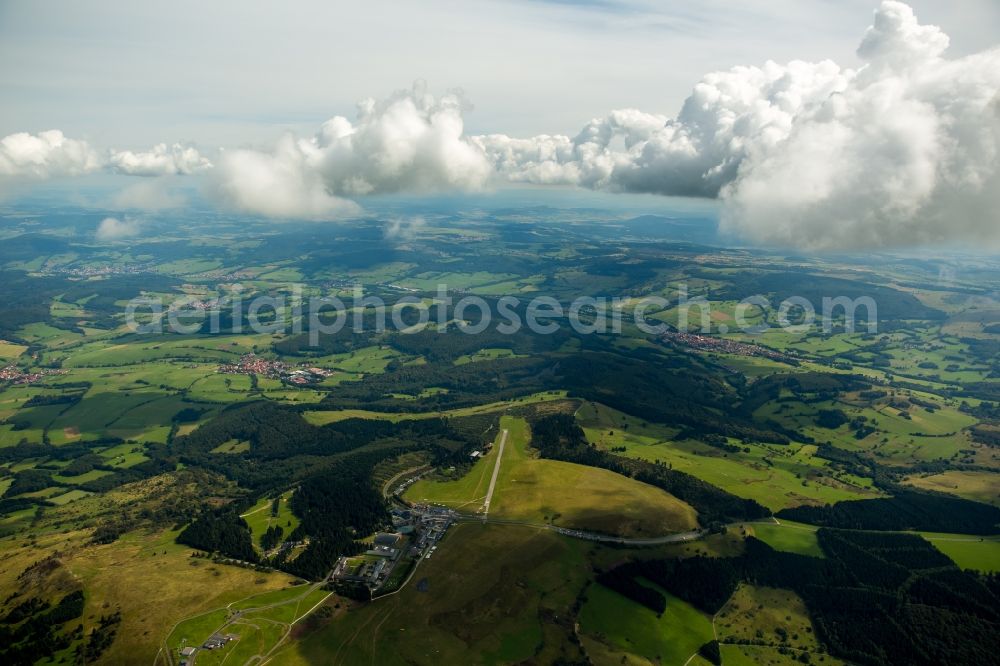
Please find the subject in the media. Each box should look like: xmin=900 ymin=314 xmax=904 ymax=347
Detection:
xmin=1 ymin=1 xmax=999 ymax=665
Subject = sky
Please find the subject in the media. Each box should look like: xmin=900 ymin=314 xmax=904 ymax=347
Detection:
xmin=2 ymin=0 xmax=997 ymax=146
xmin=0 ymin=1 xmax=998 ymax=250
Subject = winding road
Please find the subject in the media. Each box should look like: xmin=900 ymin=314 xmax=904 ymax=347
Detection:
xmin=457 ymin=514 xmax=707 ymax=545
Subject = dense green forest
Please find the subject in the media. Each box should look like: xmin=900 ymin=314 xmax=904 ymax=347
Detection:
xmin=599 ymin=531 xmax=1000 ymax=665
xmin=777 ymin=490 xmax=1000 ymax=535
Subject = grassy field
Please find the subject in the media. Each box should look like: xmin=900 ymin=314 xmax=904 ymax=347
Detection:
xmin=64 ymin=361 xmax=215 ymax=392
xmin=164 ymin=583 xmax=330 ymax=665
xmin=396 ymin=270 xmax=521 ymax=293
xmin=211 ymin=438 xmax=250 ymax=454
xmin=301 ymin=345 xmax=401 ymax=374
xmin=60 ymin=337 xmax=243 ymax=368
xmin=0 ymin=341 xmax=27 ymax=359
xmin=453 ymin=347 xmax=525 ymax=365
xmin=302 ymin=391 xmax=569 ymax=425
xmin=743 ymin=522 xmax=1000 ymax=573
xmin=53 ymin=468 xmax=112 ymax=484
xmin=188 ymin=373 xmax=254 ymax=403
xmin=195 ymin=620 xmax=287 ymax=666
xmin=242 ymin=490 xmax=300 ymax=549
xmin=904 ymin=470 xmax=1000 ymax=506
xmin=228 ymin=584 xmax=321 ymax=613
xmin=577 ymin=402 xmax=879 ymax=511
xmin=403 ymin=426 xmax=505 ymax=510
xmin=47 ymin=488 xmax=93 ymax=505
xmin=406 ymin=416 xmax=698 ymax=537
xmin=165 ymin=608 xmax=229 ymax=658
xmin=271 ymin=523 xmax=593 ymax=665
xmin=98 ymin=442 xmax=151 ymax=468
xmin=745 ymin=522 xmax=1000 ymax=573
xmin=0 ymin=358 xmax=226 ymax=449
xmin=722 ymin=324 xmax=995 ymax=384
xmin=720 ymin=644 xmax=844 ymax=666
xmin=747 ymin=520 xmax=824 ymax=558
xmin=0 ymin=524 xmax=298 ymax=665
xmin=0 ymin=470 xmax=311 ymax=664
xmin=716 ymin=584 xmax=819 ymax=651
xmin=489 ymin=417 xmax=697 ymax=536
xmin=578 ymin=580 xmax=714 ymax=665
xmin=49 ymin=391 xmax=188 ymax=444
xmin=920 ymin=533 xmax=1000 ymax=573
xmin=756 ymin=393 xmax=977 ymax=466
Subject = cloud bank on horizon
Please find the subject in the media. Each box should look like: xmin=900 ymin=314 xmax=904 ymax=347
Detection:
xmin=476 ymin=1 xmax=1000 ymax=250
xmin=0 ymin=130 xmax=210 ymax=179
xmin=1 ymin=2 xmax=998 ymax=251
xmin=212 ymin=84 xmax=489 ymax=220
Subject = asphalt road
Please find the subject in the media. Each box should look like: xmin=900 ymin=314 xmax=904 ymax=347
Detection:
xmin=457 ymin=514 xmax=707 ymax=545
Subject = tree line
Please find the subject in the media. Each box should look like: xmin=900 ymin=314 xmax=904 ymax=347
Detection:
xmin=599 ymin=530 xmax=1000 ymax=666
xmin=529 ymin=413 xmax=770 ymax=524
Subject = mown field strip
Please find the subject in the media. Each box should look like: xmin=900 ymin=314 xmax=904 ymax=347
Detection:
xmin=482 ymin=428 xmax=508 ymax=519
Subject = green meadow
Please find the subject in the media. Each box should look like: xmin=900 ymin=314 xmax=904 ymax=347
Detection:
xmin=272 ymin=523 xmax=594 ymax=666
xmin=748 ymin=520 xmax=824 ymax=558
xmin=920 ymin=534 xmax=1000 ymax=573
xmin=576 ymin=402 xmax=879 ymax=511
xmin=241 ymin=490 xmax=301 ymax=549
xmin=578 ymin=581 xmax=714 ymax=665
xmin=407 ymin=416 xmax=698 ymax=537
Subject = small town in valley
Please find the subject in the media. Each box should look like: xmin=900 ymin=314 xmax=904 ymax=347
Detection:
xmin=217 ymin=353 xmax=334 ymax=384
xmin=0 ymin=364 xmax=67 ymax=385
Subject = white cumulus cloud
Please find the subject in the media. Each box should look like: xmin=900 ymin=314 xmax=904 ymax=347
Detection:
xmin=212 ymin=136 xmax=361 ymax=220
xmin=0 ymin=130 xmax=102 ymax=178
xmin=210 ymin=83 xmax=492 ymax=218
xmin=383 ymin=215 xmax=426 ymax=241
xmin=721 ymin=1 xmax=1000 ymax=249
xmin=95 ymin=216 xmax=141 ymax=240
xmin=475 ymin=1 xmax=1000 ymax=249
xmin=474 ymin=60 xmax=853 ymax=198
xmin=108 ymin=143 xmax=212 ymax=176
xmin=0 ymin=131 xmax=211 ymax=181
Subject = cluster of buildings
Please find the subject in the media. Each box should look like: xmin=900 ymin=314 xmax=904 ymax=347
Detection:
xmin=662 ymin=331 xmax=792 ymax=362
xmin=329 ymin=505 xmax=455 ymax=593
xmin=329 ymin=534 xmax=401 ymax=590
xmin=403 ymin=505 xmax=453 ymax=557
xmin=0 ymin=365 xmax=65 ymax=385
xmin=45 ymin=263 xmax=152 ymax=277
xmin=218 ymin=353 xmax=289 ymax=378
xmin=367 ymin=532 xmax=401 ymax=559
xmin=285 ymin=367 xmax=333 ymax=385
xmin=468 ymin=439 xmax=494 ymax=460
xmin=178 ymin=633 xmax=237 ymax=664
xmin=217 ymin=354 xmax=333 ymax=384
xmin=320 ymin=278 xmax=358 ymax=291
xmin=319 ymin=279 xmax=419 ymax=293
xmin=170 ymin=295 xmax=224 ymax=312
xmin=384 ymin=283 xmax=419 ymax=292
xmin=196 ymin=269 xmax=256 ymax=281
